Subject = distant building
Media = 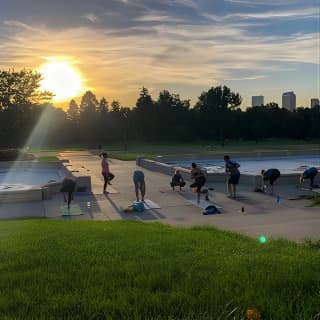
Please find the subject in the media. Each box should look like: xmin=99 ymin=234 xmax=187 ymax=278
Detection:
xmin=311 ymin=98 xmax=320 ymax=108
xmin=282 ymin=91 xmax=296 ymax=111
xmin=252 ymin=95 xmax=264 ymax=107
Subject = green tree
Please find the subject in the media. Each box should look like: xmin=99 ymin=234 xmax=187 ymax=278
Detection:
xmin=0 ymin=69 xmax=53 ymax=110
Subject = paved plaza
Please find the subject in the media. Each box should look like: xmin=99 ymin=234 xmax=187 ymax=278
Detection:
xmin=0 ymin=151 xmax=319 ymax=242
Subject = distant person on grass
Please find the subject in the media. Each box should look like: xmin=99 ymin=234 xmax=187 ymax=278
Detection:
xmin=224 ymin=155 xmax=240 ymax=198
xmin=170 ymin=169 xmax=186 ymax=191
xmin=190 ymin=162 xmax=208 ymax=203
xmin=101 ymin=152 xmax=114 ymax=194
xmin=261 ymin=168 xmax=280 ymax=195
xmin=300 ymin=167 xmax=318 ymax=189
xmin=133 ymin=170 xmax=146 ymax=202
xmin=60 ymin=177 xmax=76 ymax=210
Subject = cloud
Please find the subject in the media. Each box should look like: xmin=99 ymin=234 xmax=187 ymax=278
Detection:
xmin=0 ymin=0 xmax=319 ymax=106
xmin=82 ymin=13 xmax=99 ymax=23
xmin=203 ymin=7 xmax=319 ymax=22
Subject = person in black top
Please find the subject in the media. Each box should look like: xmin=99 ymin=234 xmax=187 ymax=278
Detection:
xmin=170 ymin=169 xmax=186 ymax=191
xmin=300 ymin=167 xmax=318 ymax=189
xmin=60 ymin=177 xmax=77 ymax=209
xmin=261 ymin=168 xmax=280 ymax=194
xmin=190 ymin=162 xmax=208 ymax=203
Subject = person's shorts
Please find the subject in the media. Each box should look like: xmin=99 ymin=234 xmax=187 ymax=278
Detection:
xmin=304 ymin=172 xmax=317 ymax=180
xmin=190 ymin=176 xmax=206 ymax=192
xmin=228 ymin=173 xmax=240 ymax=185
xmin=264 ymin=171 xmax=280 ymax=185
xmin=133 ymin=171 xmax=145 ymax=190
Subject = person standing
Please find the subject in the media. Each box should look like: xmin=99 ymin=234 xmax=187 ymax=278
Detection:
xmin=300 ymin=167 xmax=318 ymax=189
xmin=261 ymin=168 xmax=281 ymax=194
xmin=101 ymin=152 xmax=114 ymax=194
xmin=133 ymin=170 xmax=146 ymax=202
xmin=224 ymin=155 xmax=240 ymax=198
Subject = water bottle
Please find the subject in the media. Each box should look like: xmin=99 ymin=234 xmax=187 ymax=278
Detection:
xmin=276 ymin=195 xmax=281 ymax=205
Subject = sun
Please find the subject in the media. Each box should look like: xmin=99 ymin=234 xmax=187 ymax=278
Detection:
xmin=39 ymin=60 xmax=84 ymax=101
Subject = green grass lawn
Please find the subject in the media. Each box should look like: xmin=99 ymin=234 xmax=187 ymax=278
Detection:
xmin=37 ymin=156 xmax=60 ymax=162
xmin=0 ymin=220 xmax=319 ymax=319
xmin=308 ymin=194 xmax=320 ymax=207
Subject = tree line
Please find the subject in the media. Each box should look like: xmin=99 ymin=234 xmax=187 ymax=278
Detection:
xmin=0 ymin=69 xmax=319 ymax=148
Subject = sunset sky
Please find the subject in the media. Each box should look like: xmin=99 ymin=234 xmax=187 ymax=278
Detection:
xmin=0 ymin=0 xmax=319 ymax=109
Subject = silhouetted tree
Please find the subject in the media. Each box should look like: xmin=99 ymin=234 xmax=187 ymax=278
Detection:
xmin=0 ymin=69 xmax=53 ymax=110
xmin=67 ymin=99 xmax=80 ymax=122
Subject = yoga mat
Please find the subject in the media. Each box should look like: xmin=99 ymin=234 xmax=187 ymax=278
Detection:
xmin=61 ymin=204 xmax=84 ymax=216
xmin=93 ymin=186 xmax=119 ymax=194
xmin=143 ymin=199 xmax=161 ymax=210
xmin=187 ymin=198 xmax=223 ymax=210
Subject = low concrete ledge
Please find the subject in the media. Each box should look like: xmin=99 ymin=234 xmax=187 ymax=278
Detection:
xmin=137 ymin=158 xmax=311 ymax=188
xmin=137 ymin=158 xmax=174 ymax=175
xmin=0 ymin=187 xmax=43 ymax=203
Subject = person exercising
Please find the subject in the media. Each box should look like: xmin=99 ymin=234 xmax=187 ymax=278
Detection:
xmin=60 ymin=177 xmax=77 ymax=210
xmin=133 ymin=170 xmax=146 ymax=202
xmin=300 ymin=167 xmax=318 ymax=189
xmin=190 ymin=162 xmax=208 ymax=203
xmin=261 ymin=168 xmax=280 ymax=195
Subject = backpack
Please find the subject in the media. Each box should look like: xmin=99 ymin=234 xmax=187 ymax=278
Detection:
xmin=133 ymin=201 xmax=145 ymax=212
xmin=203 ymin=205 xmax=220 ymax=215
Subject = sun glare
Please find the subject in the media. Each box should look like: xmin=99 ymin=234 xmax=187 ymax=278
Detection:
xmin=39 ymin=61 xmax=83 ymax=101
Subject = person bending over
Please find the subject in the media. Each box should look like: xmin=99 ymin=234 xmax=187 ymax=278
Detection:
xmin=261 ymin=168 xmax=280 ymax=195
xmin=133 ymin=170 xmax=146 ymax=202
xmin=170 ymin=169 xmax=186 ymax=191
xmin=300 ymin=167 xmax=318 ymax=189
xmin=60 ymin=177 xmax=77 ymax=209
xmin=224 ymin=155 xmax=240 ymax=198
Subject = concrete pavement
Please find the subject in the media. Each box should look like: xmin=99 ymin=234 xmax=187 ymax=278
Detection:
xmin=0 ymin=150 xmax=319 ymax=242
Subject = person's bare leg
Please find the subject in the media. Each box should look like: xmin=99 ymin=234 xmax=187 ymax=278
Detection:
xmin=227 ymin=182 xmax=232 ymax=197
xmin=67 ymin=192 xmax=72 ymax=209
xmin=233 ymin=185 xmax=236 ymax=198
xmin=135 ymin=186 xmax=139 ymax=202
xmin=141 ymin=182 xmax=146 ymax=202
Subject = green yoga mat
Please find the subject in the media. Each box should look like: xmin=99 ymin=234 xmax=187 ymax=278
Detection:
xmin=61 ymin=204 xmax=84 ymax=216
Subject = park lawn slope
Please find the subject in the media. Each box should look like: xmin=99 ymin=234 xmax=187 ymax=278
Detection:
xmin=0 ymin=220 xmax=319 ymax=319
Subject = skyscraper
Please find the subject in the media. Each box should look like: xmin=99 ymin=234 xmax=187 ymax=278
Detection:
xmin=311 ymin=98 xmax=320 ymax=108
xmin=252 ymin=95 xmax=264 ymax=107
xmin=282 ymin=91 xmax=296 ymax=111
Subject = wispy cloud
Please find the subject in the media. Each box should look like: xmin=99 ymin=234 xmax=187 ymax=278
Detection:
xmin=82 ymin=13 xmax=99 ymax=23
xmin=0 ymin=0 xmax=319 ymax=106
xmin=204 ymin=7 xmax=319 ymax=22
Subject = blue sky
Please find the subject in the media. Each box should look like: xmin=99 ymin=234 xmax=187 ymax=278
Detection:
xmin=0 ymin=0 xmax=319 ymax=108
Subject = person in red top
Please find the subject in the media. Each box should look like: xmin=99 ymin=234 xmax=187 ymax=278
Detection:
xmin=101 ymin=152 xmax=114 ymax=194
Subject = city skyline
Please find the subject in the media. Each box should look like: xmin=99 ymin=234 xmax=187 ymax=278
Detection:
xmin=0 ymin=0 xmax=319 ymax=109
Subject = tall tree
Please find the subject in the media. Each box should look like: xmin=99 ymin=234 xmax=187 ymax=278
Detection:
xmin=67 ymin=99 xmax=80 ymax=122
xmin=98 ymin=97 xmax=109 ymax=114
xmin=79 ymin=91 xmax=98 ymax=114
xmin=0 ymin=69 xmax=53 ymax=109
xmin=195 ymin=85 xmax=242 ymax=111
